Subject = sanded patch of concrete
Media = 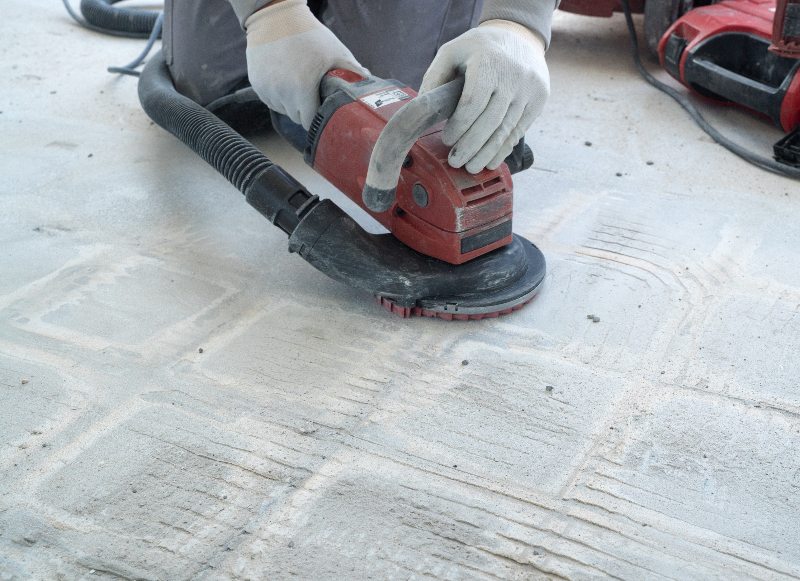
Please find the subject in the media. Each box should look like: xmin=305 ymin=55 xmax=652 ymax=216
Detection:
xmin=1 ymin=3 xmax=799 ymax=579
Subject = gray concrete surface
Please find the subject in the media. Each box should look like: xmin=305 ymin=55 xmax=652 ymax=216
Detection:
xmin=2 ymin=3 xmax=799 ymax=579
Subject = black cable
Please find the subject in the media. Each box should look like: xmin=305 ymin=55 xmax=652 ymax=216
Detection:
xmin=107 ymin=12 xmax=164 ymax=76
xmin=62 ymin=0 xmax=159 ymax=39
xmin=619 ymin=0 xmax=800 ymax=180
xmin=63 ymin=0 xmax=164 ymax=77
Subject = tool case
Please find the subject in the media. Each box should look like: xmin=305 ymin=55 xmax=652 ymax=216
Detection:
xmin=659 ymin=0 xmax=800 ymax=133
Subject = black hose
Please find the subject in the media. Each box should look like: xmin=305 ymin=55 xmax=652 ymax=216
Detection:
xmin=78 ymin=0 xmax=161 ymax=38
xmin=138 ymin=51 xmax=318 ymax=235
xmin=619 ymin=0 xmax=800 ymax=180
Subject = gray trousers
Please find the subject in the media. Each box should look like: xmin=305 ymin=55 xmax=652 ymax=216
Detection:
xmin=164 ymin=0 xmax=482 ymax=105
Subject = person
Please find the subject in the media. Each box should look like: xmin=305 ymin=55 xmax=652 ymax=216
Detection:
xmin=164 ymin=0 xmax=558 ymax=174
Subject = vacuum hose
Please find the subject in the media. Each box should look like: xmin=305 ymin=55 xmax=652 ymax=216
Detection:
xmin=138 ymin=52 xmax=319 ymax=235
xmin=79 ymin=0 xmax=161 ymax=38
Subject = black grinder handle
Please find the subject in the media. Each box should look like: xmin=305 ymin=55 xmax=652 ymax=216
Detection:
xmin=680 ymin=34 xmax=799 ymax=128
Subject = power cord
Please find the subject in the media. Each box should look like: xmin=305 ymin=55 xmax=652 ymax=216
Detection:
xmin=619 ymin=0 xmax=800 ymax=180
xmin=107 ymin=12 xmax=164 ymax=77
xmin=62 ymin=0 xmax=164 ymax=77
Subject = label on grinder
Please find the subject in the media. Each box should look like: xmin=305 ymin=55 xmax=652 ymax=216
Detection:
xmin=360 ymin=88 xmax=411 ymax=109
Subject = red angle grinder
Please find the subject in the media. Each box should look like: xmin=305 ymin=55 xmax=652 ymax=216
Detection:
xmin=304 ymin=69 xmax=525 ymax=265
xmin=139 ymin=57 xmax=547 ymax=320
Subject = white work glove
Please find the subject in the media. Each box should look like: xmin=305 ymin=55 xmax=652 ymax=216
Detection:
xmin=244 ymin=0 xmax=368 ymax=129
xmin=420 ymin=20 xmax=550 ymax=174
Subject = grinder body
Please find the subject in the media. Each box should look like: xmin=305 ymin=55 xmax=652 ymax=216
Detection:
xmin=303 ymin=70 xmax=515 ymax=265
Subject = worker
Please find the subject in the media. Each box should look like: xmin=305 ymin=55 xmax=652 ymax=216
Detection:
xmin=164 ymin=0 xmax=557 ymax=174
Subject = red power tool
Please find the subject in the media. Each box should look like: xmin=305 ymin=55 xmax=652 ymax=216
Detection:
xmin=133 ymin=20 xmax=549 ymax=319
xmin=301 ymin=70 xmax=531 ymax=265
xmin=182 ymin=67 xmax=545 ymax=319
xmin=658 ymin=0 xmax=800 ymax=133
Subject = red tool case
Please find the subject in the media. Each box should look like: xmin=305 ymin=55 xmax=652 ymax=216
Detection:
xmin=658 ymin=0 xmax=800 ymax=133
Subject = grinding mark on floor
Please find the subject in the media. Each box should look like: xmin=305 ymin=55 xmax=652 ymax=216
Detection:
xmin=513 ymin=482 xmax=782 ymax=580
xmin=16 ymin=408 xmax=311 ymax=577
xmin=3 ymin=308 xmax=438 ymax=576
xmin=219 ymin=450 xmax=601 ymax=579
xmin=521 ymin=189 xmax=602 ymax=243
xmin=239 ymin=442 xmax=752 ymax=577
xmin=4 ymin=396 xmax=149 ymax=496
xmin=562 ymin=390 xmax=800 ymax=579
xmin=403 ymin=486 xmax=666 ymax=580
xmin=573 ymin=239 xmax=718 ymax=376
xmin=0 ymin=242 xmax=110 ymax=313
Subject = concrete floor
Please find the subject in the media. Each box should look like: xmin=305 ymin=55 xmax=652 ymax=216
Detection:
xmin=2 ymin=2 xmax=800 ymax=579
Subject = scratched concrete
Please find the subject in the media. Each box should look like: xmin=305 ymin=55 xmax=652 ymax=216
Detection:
xmin=2 ymin=3 xmax=799 ymax=580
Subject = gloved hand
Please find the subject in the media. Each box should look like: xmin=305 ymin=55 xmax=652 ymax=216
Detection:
xmin=420 ymin=20 xmax=550 ymax=174
xmin=245 ymin=0 xmax=368 ymax=129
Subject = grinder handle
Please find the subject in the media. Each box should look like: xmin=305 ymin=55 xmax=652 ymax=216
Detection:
xmin=361 ymin=78 xmax=533 ymax=213
xmin=362 ymin=78 xmax=465 ymax=213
